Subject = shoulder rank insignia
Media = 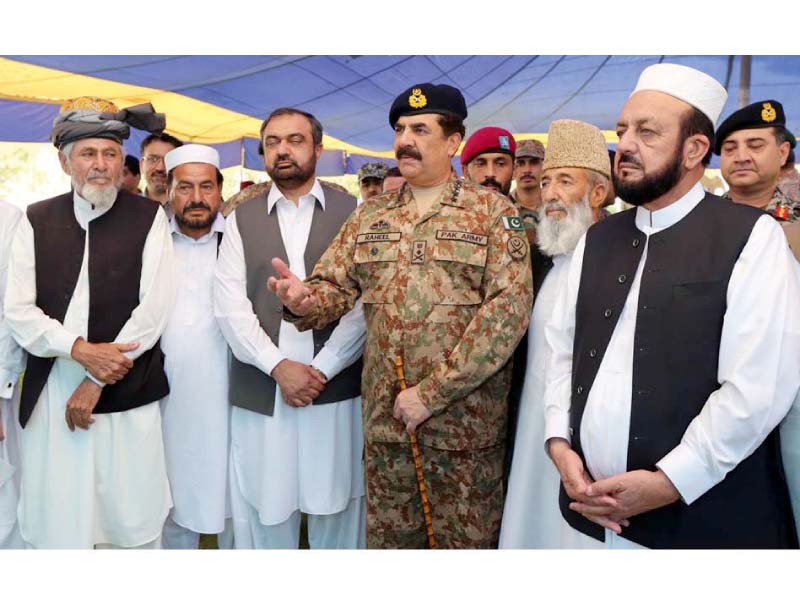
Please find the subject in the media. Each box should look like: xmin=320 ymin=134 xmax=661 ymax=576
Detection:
xmin=762 ymin=102 xmax=777 ymax=123
xmin=502 ymin=215 xmax=525 ymax=231
xmin=409 ymin=88 xmax=427 ymax=109
xmin=370 ymin=219 xmax=391 ymax=230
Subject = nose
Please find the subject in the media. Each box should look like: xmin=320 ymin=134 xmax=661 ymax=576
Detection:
xmin=542 ymin=183 xmax=559 ymax=204
xmin=616 ymin=129 xmax=637 ymax=159
xmin=732 ymin=145 xmax=751 ymax=164
xmin=395 ymin=127 xmax=414 ymax=148
xmin=485 ymin=163 xmax=496 ymax=178
xmin=192 ymin=185 xmax=204 ymax=203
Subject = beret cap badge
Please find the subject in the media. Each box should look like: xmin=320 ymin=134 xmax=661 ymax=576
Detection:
xmin=762 ymin=102 xmax=777 ymax=123
xmin=409 ymin=88 xmax=428 ymax=109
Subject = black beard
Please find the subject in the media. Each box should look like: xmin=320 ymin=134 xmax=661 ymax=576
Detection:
xmin=175 ymin=206 xmax=215 ymax=231
xmin=612 ymin=147 xmax=683 ymax=207
xmin=267 ymin=159 xmax=316 ymax=190
xmin=480 ymin=177 xmax=511 ymax=196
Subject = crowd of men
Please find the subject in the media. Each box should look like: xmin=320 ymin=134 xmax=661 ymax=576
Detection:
xmin=0 ymin=62 xmax=799 ymax=549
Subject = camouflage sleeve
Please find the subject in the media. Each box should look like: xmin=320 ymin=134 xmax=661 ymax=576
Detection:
xmin=286 ymin=210 xmax=363 ymax=332
xmin=416 ymin=199 xmax=533 ymax=414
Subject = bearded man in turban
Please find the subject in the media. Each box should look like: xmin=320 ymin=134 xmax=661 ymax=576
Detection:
xmin=3 ymin=97 xmax=177 ymax=549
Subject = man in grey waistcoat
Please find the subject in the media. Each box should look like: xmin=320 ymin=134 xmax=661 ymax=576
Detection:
xmin=214 ymin=108 xmax=367 ymax=549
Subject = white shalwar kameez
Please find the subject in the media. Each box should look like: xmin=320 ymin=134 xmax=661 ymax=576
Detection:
xmin=0 ymin=200 xmax=25 ymax=549
xmin=160 ymin=213 xmax=233 ymax=549
xmin=214 ymin=180 xmax=367 ymax=549
xmin=500 ymin=251 xmax=602 ymax=549
xmin=544 ymin=183 xmax=800 ymax=549
xmin=3 ymin=193 xmax=176 ymax=549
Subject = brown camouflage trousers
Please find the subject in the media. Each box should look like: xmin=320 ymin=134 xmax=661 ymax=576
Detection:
xmin=365 ymin=441 xmax=504 ymax=549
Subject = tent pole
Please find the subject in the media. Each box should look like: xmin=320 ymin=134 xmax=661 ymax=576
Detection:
xmin=739 ymin=55 xmax=752 ymax=108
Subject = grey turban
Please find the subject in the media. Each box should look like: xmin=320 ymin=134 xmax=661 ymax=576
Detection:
xmin=51 ymin=103 xmax=166 ymax=149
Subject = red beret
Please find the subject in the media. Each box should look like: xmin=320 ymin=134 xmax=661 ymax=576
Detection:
xmin=460 ymin=126 xmax=516 ymax=167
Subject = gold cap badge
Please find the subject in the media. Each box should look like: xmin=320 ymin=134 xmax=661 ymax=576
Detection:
xmin=762 ymin=102 xmax=777 ymax=123
xmin=409 ymin=88 xmax=427 ymax=109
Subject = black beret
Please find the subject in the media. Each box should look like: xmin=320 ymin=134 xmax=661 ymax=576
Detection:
xmin=714 ymin=99 xmax=796 ymax=154
xmin=389 ymin=83 xmax=468 ymax=128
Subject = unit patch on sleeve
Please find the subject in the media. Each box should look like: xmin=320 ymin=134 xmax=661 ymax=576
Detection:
xmin=506 ymin=236 xmax=528 ymax=260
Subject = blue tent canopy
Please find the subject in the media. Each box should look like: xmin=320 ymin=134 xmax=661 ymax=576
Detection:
xmin=3 ymin=55 xmax=798 ymax=172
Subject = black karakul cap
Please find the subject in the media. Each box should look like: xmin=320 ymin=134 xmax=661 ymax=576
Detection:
xmin=715 ymin=99 xmax=796 ymax=154
xmin=389 ymin=83 xmax=468 ymax=127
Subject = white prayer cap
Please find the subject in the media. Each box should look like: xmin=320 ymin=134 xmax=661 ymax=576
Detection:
xmin=164 ymin=143 xmax=220 ymax=173
xmin=632 ymin=63 xmax=728 ymax=126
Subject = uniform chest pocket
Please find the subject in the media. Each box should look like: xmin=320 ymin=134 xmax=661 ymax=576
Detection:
xmin=353 ymin=236 xmax=400 ymax=304
xmin=430 ymin=240 xmax=487 ymax=305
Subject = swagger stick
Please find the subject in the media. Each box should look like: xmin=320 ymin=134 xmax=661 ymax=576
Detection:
xmin=394 ymin=355 xmax=437 ymax=549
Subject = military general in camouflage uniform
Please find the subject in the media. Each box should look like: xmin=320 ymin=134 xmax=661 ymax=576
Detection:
xmin=267 ymin=83 xmax=533 ymax=549
xmin=717 ymin=99 xmax=800 ymax=223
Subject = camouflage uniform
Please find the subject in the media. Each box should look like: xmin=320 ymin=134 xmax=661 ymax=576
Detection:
xmin=723 ymin=186 xmax=800 ymax=223
xmin=288 ymin=172 xmax=533 ymax=548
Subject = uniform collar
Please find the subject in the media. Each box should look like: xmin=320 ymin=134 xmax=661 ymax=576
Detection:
xmin=266 ymin=178 xmax=326 ymax=214
xmin=388 ymin=170 xmax=462 ymax=209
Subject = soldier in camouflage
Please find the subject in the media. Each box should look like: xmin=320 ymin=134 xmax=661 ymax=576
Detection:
xmin=267 ymin=82 xmax=533 ymax=548
xmin=357 ymin=162 xmax=390 ymax=205
xmin=510 ymin=139 xmax=546 ymax=244
xmin=717 ymin=99 xmax=800 ymax=223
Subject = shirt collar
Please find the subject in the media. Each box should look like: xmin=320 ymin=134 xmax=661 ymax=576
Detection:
xmin=170 ymin=211 xmax=225 ymax=242
xmin=634 ymin=181 xmax=705 ymax=232
xmin=266 ymin=178 xmax=326 ymax=214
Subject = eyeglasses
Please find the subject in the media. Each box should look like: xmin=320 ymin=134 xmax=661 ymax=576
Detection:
xmin=143 ymin=155 xmax=166 ymax=165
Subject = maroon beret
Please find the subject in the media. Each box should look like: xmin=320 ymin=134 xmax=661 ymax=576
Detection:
xmin=460 ymin=126 xmax=516 ymax=167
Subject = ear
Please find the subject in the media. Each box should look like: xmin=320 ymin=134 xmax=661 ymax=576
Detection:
xmin=588 ymin=180 xmax=608 ymax=209
xmin=314 ymin=142 xmax=324 ymax=160
xmin=683 ymin=134 xmax=710 ymax=170
xmin=446 ymin=133 xmax=462 ymax=159
xmin=779 ymin=141 xmax=791 ymax=168
xmin=463 ymin=161 xmax=474 ymax=182
xmin=58 ymin=151 xmax=71 ymax=176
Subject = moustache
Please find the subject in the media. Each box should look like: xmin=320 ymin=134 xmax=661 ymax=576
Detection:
xmin=481 ymin=177 xmax=501 ymax=188
xmin=183 ymin=202 xmax=210 ymax=213
xmin=543 ymin=200 xmax=567 ymax=214
xmin=396 ymin=146 xmax=422 ymax=161
xmin=617 ymin=152 xmax=643 ymax=168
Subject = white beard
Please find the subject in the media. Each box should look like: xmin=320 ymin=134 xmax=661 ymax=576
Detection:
xmin=79 ymin=182 xmax=119 ymax=210
xmin=536 ymin=193 xmax=594 ymax=257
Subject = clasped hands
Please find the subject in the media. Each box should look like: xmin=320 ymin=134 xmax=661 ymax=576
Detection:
xmin=548 ymin=438 xmax=680 ymax=534
xmin=272 ymin=359 xmax=327 ymax=407
xmin=65 ymin=337 xmax=140 ymax=432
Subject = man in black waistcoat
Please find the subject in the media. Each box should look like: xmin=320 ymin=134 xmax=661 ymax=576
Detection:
xmin=544 ymin=64 xmax=800 ymax=549
xmin=3 ymin=96 xmax=176 ymax=549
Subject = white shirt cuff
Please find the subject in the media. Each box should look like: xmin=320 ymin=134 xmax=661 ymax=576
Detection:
xmin=310 ymin=347 xmax=342 ymax=381
xmin=258 ymin=345 xmax=287 ymax=377
xmin=656 ymin=443 xmax=718 ymax=505
xmin=53 ymin=330 xmax=81 ymax=360
xmin=545 ymin=412 xmax=572 ymax=451
xmin=85 ymin=370 xmax=106 ymax=389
